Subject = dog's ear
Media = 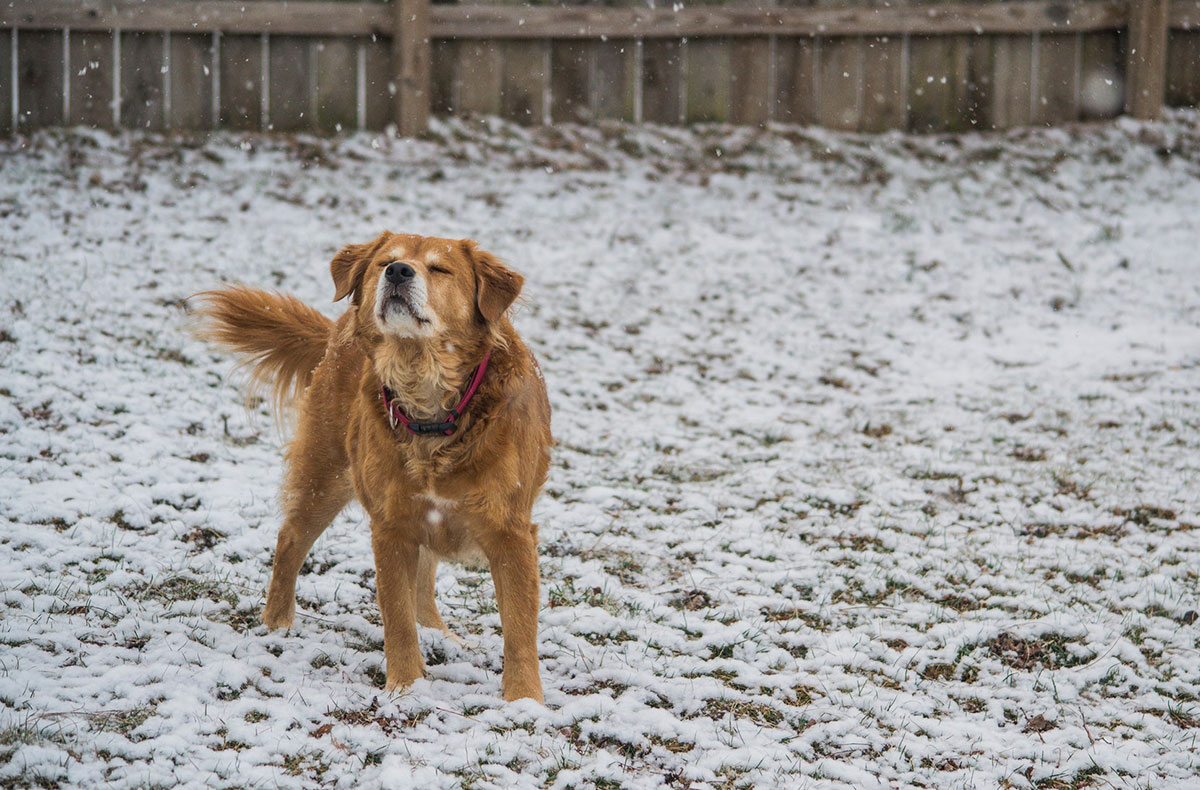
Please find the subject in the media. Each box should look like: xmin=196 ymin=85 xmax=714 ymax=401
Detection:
xmin=331 ymin=233 xmax=388 ymax=304
xmin=463 ymin=240 xmax=523 ymax=323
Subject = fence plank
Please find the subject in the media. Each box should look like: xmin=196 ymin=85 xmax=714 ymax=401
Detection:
xmin=1033 ymin=32 xmax=1079 ymax=124
xmin=0 ymin=31 xmax=10 ymax=133
xmin=1173 ymin=2 xmax=1200 ymax=29
xmin=965 ymin=35 xmax=995 ymax=129
xmin=730 ymin=37 xmax=770 ymax=126
xmin=859 ymin=35 xmax=903 ymax=131
xmin=1166 ymin=30 xmax=1200 ymax=106
xmin=17 ymin=30 xmax=64 ymax=129
xmin=364 ymin=35 xmax=392 ymax=129
xmin=315 ymin=37 xmax=356 ymax=133
xmin=394 ymin=0 xmax=430 ymax=135
xmin=817 ymin=36 xmax=861 ymax=130
xmin=686 ymin=38 xmax=730 ymax=123
xmin=168 ymin=33 xmax=213 ymax=129
xmin=500 ymin=41 xmax=547 ymax=124
xmin=121 ymin=32 xmax=165 ymax=130
xmin=0 ymin=1 xmax=1131 ymax=38
xmin=551 ymin=40 xmax=591 ymax=123
xmin=219 ymin=34 xmax=263 ymax=130
xmin=908 ymin=34 xmax=973 ymax=132
xmin=773 ymin=36 xmax=815 ymax=125
xmin=642 ymin=39 xmax=682 ymax=124
xmin=456 ymin=40 xmax=503 ymax=116
xmin=429 ymin=2 xmax=1129 ymax=39
xmin=1079 ymin=31 xmax=1123 ymax=118
xmin=268 ymin=35 xmax=312 ymax=131
xmin=430 ymin=39 xmax=457 ymax=115
xmin=593 ymin=39 xmax=637 ymax=122
xmin=1127 ymin=0 xmax=1170 ymax=118
xmin=68 ymin=31 xmax=113 ymax=127
xmin=990 ymin=34 xmax=1034 ymax=127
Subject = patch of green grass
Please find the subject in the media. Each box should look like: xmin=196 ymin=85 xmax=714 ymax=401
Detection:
xmin=701 ymin=698 xmax=784 ymax=727
xmin=87 ymin=704 xmax=158 ymax=740
xmin=982 ymin=633 xmax=1092 ymax=670
xmin=278 ymin=751 xmax=331 ymax=780
xmin=327 ymin=698 xmax=430 ymax=735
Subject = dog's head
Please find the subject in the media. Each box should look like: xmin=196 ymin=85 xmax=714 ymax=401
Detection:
xmin=331 ymin=232 xmax=523 ymax=350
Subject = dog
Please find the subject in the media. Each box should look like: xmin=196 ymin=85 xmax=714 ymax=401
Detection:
xmin=192 ymin=233 xmax=552 ymax=702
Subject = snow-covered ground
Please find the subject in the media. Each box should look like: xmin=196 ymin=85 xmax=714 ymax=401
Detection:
xmin=2 ymin=113 xmax=1200 ymax=789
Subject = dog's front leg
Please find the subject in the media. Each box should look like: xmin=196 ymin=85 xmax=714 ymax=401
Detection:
xmin=370 ymin=527 xmax=425 ymax=692
xmin=481 ymin=524 xmax=544 ymax=703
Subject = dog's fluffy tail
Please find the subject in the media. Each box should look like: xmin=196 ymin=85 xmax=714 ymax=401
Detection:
xmin=190 ymin=286 xmax=333 ymax=417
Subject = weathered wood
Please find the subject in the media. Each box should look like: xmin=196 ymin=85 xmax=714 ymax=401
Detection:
xmin=429 ymin=2 xmax=1128 ymax=39
xmin=500 ymin=41 xmax=547 ymax=124
xmin=393 ymin=0 xmax=430 ymax=136
xmin=219 ymin=34 xmax=263 ymax=131
xmin=1170 ymin=1 xmax=1200 ymax=29
xmin=817 ymin=36 xmax=862 ymax=130
xmin=121 ymin=32 xmax=164 ymax=130
xmin=68 ymin=31 xmax=113 ymax=127
xmin=430 ymin=39 xmax=457 ymax=115
xmin=990 ymin=33 xmax=1034 ymax=128
xmin=965 ymin=35 xmax=996 ymax=129
xmin=17 ymin=30 xmax=64 ymax=129
xmin=593 ymin=39 xmax=637 ymax=122
xmin=315 ymin=37 xmax=356 ymax=133
xmin=0 ymin=1 xmax=391 ymax=37
xmin=364 ymin=35 xmax=392 ymax=129
xmin=457 ymin=39 xmax=503 ymax=116
xmin=686 ymin=39 xmax=731 ymax=123
xmin=859 ymin=35 xmax=904 ymax=132
xmin=1033 ymin=32 xmax=1079 ymax=124
xmin=0 ymin=1 xmax=1129 ymax=39
xmin=641 ymin=39 xmax=682 ymax=125
xmin=551 ymin=40 xmax=591 ymax=123
xmin=773 ymin=36 xmax=816 ymax=125
xmin=1166 ymin=30 xmax=1200 ymax=105
xmin=267 ymin=35 xmax=311 ymax=131
xmin=908 ymin=34 xmax=973 ymax=133
xmin=1127 ymin=0 xmax=1170 ymax=118
xmin=168 ymin=33 xmax=213 ymax=130
xmin=0 ymin=31 xmax=11 ymax=133
xmin=730 ymin=37 xmax=770 ymax=126
xmin=1078 ymin=31 xmax=1124 ymax=118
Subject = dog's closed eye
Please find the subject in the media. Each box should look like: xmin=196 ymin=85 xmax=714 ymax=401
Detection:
xmin=429 ymin=265 xmax=452 ymax=276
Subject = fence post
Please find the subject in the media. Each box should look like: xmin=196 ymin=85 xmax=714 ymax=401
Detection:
xmin=1125 ymin=0 xmax=1169 ymax=120
xmin=393 ymin=0 xmax=431 ymax=135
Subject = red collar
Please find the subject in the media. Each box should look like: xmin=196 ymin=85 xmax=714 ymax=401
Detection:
xmin=380 ymin=349 xmax=492 ymax=437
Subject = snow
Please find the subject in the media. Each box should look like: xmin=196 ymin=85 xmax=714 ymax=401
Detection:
xmin=2 ymin=112 xmax=1200 ymax=789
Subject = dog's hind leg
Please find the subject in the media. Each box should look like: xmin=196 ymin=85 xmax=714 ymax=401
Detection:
xmin=262 ymin=422 xmax=352 ymax=631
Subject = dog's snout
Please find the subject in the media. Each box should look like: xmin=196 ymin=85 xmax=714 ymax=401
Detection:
xmin=385 ymin=262 xmax=415 ymax=285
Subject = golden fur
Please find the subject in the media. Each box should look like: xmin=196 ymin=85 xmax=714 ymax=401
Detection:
xmin=192 ymin=233 xmax=552 ymax=702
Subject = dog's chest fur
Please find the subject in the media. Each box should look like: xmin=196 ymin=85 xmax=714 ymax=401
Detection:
xmin=416 ymin=492 xmax=488 ymax=567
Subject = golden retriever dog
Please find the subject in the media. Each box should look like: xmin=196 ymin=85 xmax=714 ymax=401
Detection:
xmin=192 ymin=233 xmax=551 ymax=703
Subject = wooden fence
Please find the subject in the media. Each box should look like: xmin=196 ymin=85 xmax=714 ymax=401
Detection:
xmin=1 ymin=1 xmax=1198 ymax=136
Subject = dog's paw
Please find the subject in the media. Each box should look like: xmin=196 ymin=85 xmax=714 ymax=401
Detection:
xmin=442 ymin=629 xmax=472 ymax=649
xmin=502 ymin=678 xmax=545 ymax=704
xmin=384 ymin=671 xmax=424 ymax=693
xmin=261 ymin=604 xmax=295 ymax=632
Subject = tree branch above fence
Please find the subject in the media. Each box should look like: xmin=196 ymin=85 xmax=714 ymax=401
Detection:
xmin=0 ymin=0 xmax=1142 ymax=38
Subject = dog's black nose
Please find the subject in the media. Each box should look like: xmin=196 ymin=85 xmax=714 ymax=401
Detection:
xmin=385 ymin=262 xmax=415 ymax=284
